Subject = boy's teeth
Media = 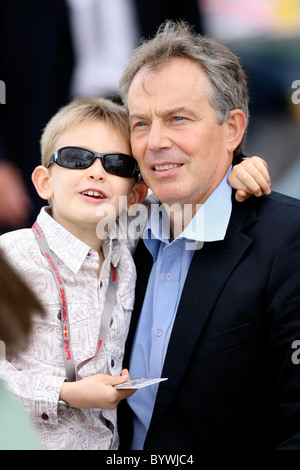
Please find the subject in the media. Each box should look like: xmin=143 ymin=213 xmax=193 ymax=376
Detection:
xmin=154 ymin=163 xmax=181 ymax=171
xmin=82 ymin=190 xmax=104 ymax=197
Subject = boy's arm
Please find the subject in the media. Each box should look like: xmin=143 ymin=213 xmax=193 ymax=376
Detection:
xmin=228 ymin=156 xmax=271 ymax=202
xmin=0 ymin=358 xmax=66 ymax=426
xmin=59 ymin=369 xmax=135 ymax=410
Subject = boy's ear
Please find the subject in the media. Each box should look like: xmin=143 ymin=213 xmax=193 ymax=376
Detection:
xmin=127 ymin=182 xmax=148 ymax=211
xmin=31 ymin=166 xmax=54 ymax=200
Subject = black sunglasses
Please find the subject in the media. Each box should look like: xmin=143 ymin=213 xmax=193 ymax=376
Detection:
xmin=47 ymin=146 xmax=140 ymax=179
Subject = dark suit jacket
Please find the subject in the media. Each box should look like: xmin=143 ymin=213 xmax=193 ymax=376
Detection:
xmin=118 ymin=191 xmax=300 ymax=450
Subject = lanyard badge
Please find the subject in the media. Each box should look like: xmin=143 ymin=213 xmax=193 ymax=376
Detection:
xmin=32 ymin=221 xmax=118 ymax=381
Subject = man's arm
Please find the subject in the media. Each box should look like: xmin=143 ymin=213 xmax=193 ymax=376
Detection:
xmin=267 ymin=212 xmax=300 ymax=448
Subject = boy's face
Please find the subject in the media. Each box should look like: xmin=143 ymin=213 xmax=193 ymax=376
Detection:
xmin=47 ymin=120 xmax=136 ymax=235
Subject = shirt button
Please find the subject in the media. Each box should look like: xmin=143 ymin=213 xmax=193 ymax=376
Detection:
xmin=166 ymin=272 xmax=173 ymax=280
xmin=41 ymin=413 xmax=49 ymax=421
xmin=156 ymin=329 xmax=163 ymax=337
xmin=86 ymin=251 xmax=92 ymax=259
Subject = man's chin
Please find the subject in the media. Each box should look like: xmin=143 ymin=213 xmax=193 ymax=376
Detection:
xmin=151 ymin=187 xmax=188 ymax=206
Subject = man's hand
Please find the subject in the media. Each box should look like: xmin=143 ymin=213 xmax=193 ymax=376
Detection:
xmin=228 ymin=156 xmax=271 ymax=202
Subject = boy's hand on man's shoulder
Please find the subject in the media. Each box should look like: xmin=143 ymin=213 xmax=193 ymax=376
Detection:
xmin=228 ymin=156 xmax=271 ymax=202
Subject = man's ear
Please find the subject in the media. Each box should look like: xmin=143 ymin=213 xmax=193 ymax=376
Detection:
xmin=226 ymin=109 xmax=247 ymax=153
xmin=31 ymin=166 xmax=54 ymax=200
xmin=127 ymin=182 xmax=148 ymax=212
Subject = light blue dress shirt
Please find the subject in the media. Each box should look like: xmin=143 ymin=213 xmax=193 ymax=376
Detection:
xmin=128 ymin=169 xmax=233 ymax=450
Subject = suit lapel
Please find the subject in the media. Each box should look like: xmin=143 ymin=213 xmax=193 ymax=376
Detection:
xmin=123 ymin=240 xmax=153 ymax=368
xmin=148 ymin=196 xmax=257 ymax=432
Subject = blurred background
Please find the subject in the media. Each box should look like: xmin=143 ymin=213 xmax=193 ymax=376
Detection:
xmin=201 ymin=0 xmax=300 ymax=199
xmin=0 ymin=0 xmax=299 ymax=233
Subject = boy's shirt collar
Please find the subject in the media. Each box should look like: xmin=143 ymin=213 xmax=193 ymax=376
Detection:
xmin=36 ymin=207 xmax=121 ymax=274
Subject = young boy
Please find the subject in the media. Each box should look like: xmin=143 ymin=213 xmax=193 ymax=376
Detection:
xmin=0 ymin=96 xmax=270 ymax=450
xmin=0 ymin=97 xmax=148 ymax=450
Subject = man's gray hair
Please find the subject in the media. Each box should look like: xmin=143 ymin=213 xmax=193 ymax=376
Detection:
xmin=119 ymin=20 xmax=249 ymax=156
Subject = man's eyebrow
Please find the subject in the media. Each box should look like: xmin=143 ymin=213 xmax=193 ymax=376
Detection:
xmin=129 ymin=106 xmax=200 ymax=120
xmin=158 ymin=106 xmax=199 ymax=118
xmin=129 ymin=112 xmax=146 ymax=121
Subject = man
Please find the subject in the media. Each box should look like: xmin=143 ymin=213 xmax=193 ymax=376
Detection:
xmin=118 ymin=21 xmax=300 ymax=450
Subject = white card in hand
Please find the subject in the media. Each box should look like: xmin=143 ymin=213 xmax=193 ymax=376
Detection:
xmin=114 ymin=377 xmax=168 ymax=389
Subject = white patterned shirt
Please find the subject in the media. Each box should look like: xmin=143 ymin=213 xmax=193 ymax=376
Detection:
xmin=0 ymin=207 xmax=136 ymax=450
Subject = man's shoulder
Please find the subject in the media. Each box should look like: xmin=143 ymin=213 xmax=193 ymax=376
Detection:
xmin=262 ymin=191 xmax=300 ymax=209
xmin=240 ymin=191 xmax=300 ymax=240
xmin=256 ymin=191 xmax=300 ymax=221
xmin=231 ymin=190 xmax=300 ymax=238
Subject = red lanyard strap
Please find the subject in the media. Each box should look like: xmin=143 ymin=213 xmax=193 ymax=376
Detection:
xmin=32 ymin=221 xmax=118 ymax=381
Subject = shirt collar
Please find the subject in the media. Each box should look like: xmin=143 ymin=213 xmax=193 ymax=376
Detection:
xmin=182 ymin=166 xmax=232 ymax=242
xmin=144 ymin=167 xmax=232 ymax=254
xmin=36 ymin=207 xmax=121 ymax=273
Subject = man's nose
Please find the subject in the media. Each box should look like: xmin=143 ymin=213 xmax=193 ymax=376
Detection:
xmin=147 ymin=121 xmax=172 ymax=152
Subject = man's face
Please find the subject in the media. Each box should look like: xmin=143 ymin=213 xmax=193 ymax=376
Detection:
xmin=128 ymin=57 xmax=234 ymax=206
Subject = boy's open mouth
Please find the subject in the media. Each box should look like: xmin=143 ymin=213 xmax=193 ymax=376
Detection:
xmin=80 ymin=190 xmax=106 ymax=199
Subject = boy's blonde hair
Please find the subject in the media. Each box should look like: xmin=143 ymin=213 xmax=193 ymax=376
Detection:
xmin=40 ymin=96 xmax=130 ymax=167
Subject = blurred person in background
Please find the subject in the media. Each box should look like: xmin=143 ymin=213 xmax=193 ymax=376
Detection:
xmin=0 ymin=249 xmax=44 ymax=450
xmin=0 ymin=0 xmax=74 ymax=232
xmin=200 ymin=0 xmax=300 ymax=198
xmin=67 ymin=0 xmax=203 ymax=102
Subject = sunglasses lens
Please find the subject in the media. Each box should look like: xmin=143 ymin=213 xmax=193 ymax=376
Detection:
xmin=57 ymin=148 xmax=137 ymax=177
xmin=60 ymin=148 xmax=93 ymax=168
xmin=104 ymin=154 xmax=137 ymax=177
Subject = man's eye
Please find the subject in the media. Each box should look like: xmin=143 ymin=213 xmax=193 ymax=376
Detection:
xmin=173 ymin=116 xmax=184 ymax=121
xmin=131 ymin=121 xmax=147 ymax=130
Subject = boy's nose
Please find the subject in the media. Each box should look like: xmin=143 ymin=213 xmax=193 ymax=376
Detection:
xmin=86 ymin=158 xmax=106 ymax=180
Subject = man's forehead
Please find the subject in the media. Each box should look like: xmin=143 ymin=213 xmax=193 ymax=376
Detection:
xmin=127 ymin=58 xmax=211 ymax=112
